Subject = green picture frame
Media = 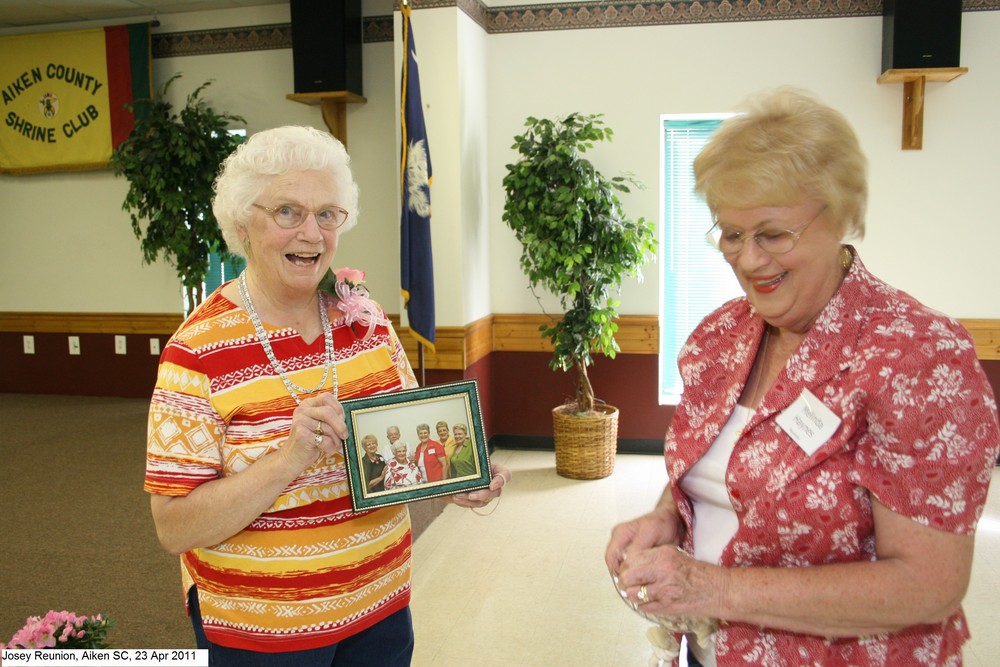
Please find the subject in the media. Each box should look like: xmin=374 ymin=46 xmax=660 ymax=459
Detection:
xmin=341 ymin=379 xmax=492 ymax=511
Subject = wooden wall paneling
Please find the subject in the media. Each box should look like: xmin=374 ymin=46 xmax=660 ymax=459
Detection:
xmin=396 ymin=326 xmax=465 ymax=370
xmin=492 ymin=314 xmax=554 ymax=353
xmin=611 ymin=315 xmax=658 ymax=354
xmin=464 ymin=315 xmax=494 ymax=367
xmin=963 ymin=319 xmax=1000 ymax=360
xmin=0 ymin=312 xmax=184 ymax=334
xmin=3 ymin=312 xmax=998 ymax=376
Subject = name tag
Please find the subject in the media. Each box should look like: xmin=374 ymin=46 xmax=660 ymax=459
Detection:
xmin=775 ymin=389 xmax=841 ymax=455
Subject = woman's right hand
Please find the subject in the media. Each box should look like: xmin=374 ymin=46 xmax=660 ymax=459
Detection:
xmin=151 ymin=391 xmax=348 ymax=555
xmin=279 ymin=393 xmax=347 ymax=473
xmin=605 ymin=502 xmax=683 ymax=578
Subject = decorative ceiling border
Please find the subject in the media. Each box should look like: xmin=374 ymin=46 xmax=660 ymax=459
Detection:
xmin=152 ymin=18 xmax=393 ymax=58
xmin=425 ymin=0 xmax=999 ymax=34
xmin=151 ymin=1 xmax=999 ymax=57
xmin=364 ymin=15 xmax=395 ymax=42
xmin=484 ymin=0 xmax=883 ymax=33
xmin=153 ymin=23 xmax=289 ymax=57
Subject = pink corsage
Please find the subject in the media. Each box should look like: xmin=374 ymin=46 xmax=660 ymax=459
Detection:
xmin=320 ymin=267 xmax=390 ymax=340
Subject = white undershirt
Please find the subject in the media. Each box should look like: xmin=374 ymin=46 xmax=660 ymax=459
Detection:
xmin=417 ymin=448 xmax=427 ymax=479
xmin=677 ymin=405 xmax=748 ymax=667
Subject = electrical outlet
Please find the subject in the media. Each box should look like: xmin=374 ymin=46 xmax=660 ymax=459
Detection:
xmin=149 ymin=337 xmax=161 ymax=355
xmin=115 ymin=335 xmax=127 ymax=355
xmin=68 ymin=336 xmax=81 ymax=355
xmin=23 ymin=335 xmax=35 ymax=354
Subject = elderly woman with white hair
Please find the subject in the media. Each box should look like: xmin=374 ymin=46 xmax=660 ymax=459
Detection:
xmin=144 ymin=125 xmax=510 ymax=666
xmin=384 ymin=441 xmax=424 ymax=490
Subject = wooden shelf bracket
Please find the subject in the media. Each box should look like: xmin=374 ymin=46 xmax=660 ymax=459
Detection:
xmin=286 ymin=91 xmax=367 ymax=148
xmin=877 ymin=68 xmax=967 ymax=150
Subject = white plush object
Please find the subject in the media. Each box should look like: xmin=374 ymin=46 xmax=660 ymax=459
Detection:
xmin=644 ymin=615 xmax=717 ymax=666
xmin=613 ymin=574 xmax=717 ymax=666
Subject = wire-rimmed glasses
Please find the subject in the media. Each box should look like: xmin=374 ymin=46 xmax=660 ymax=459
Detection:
xmin=252 ymin=203 xmax=349 ymax=230
xmin=706 ymin=206 xmax=826 ymax=256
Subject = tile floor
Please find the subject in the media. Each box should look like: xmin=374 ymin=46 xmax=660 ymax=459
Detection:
xmin=410 ymin=449 xmax=1000 ymax=666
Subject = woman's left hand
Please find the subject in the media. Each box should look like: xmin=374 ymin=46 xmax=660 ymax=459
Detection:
xmin=616 ymin=544 xmax=724 ymax=619
xmin=450 ymin=463 xmax=512 ymax=508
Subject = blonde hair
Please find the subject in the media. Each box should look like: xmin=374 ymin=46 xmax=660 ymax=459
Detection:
xmin=212 ymin=125 xmax=360 ymax=256
xmin=694 ymin=87 xmax=867 ymax=240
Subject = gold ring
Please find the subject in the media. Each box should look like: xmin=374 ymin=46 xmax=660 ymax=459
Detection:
xmin=637 ymin=584 xmax=649 ymax=603
xmin=314 ymin=421 xmax=323 ymax=435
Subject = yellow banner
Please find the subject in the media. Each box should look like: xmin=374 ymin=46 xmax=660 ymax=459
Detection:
xmin=1 ymin=28 xmax=117 ymax=174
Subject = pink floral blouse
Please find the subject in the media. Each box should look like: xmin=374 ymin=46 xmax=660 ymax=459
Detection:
xmin=666 ymin=250 xmax=1000 ymax=666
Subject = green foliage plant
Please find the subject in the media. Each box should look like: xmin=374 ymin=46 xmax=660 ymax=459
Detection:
xmin=502 ymin=113 xmax=657 ymax=415
xmin=111 ymin=74 xmax=245 ymax=311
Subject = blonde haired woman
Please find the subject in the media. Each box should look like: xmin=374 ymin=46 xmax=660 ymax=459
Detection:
xmin=607 ymin=89 xmax=999 ymax=667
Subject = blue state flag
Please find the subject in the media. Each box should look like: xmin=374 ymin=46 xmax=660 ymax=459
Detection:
xmin=400 ymin=3 xmax=435 ymax=351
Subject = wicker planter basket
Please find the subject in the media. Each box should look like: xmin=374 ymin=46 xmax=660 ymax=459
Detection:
xmin=552 ymin=403 xmax=619 ymax=480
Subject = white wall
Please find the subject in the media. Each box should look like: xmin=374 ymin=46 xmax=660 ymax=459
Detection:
xmin=390 ymin=7 xmax=491 ymax=329
xmin=150 ymin=5 xmax=407 ymax=312
xmin=1 ymin=8 xmax=997 ymax=321
xmin=487 ymin=13 xmax=1000 ymax=319
xmin=0 ymin=4 xmax=403 ymax=314
xmin=457 ymin=11 xmax=492 ymax=325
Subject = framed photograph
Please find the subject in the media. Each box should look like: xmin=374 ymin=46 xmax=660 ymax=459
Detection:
xmin=341 ymin=379 xmax=492 ymax=511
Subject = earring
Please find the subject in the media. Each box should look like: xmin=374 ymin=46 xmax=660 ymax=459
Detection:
xmin=242 ymin=237 xmax=253 ymax=259
xmin=840 ymin=246 xmax=853 ymax=271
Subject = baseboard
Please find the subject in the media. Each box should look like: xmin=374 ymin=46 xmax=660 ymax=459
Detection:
xmin=489 ymin=434 xmax=663 ymax=455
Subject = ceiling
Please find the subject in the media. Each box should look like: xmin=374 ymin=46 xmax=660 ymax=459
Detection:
xmin=0 ymin=0 xmax=289 ymax=31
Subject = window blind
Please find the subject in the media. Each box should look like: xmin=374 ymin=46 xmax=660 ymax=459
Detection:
xmin=660 ymin=117 xmax=742 ymax=403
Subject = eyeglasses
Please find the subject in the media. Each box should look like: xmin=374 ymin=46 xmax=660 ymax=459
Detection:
xmin=252 ymin=203 xmax=349 ymax=230
xmin=706 ymin=206 xmax=826 ymax=257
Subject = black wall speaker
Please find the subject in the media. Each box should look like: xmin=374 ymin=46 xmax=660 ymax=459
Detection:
xmin=290 ymin=0 xmax=363 ymax=95
xmin=882 ymin=0 xmax=962 ymax=72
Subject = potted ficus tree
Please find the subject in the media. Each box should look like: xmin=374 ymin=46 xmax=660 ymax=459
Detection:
xmin=502 ymin=112 xmax=657 ymax=479
xmin=110 ymin=74 xmax=246 ymax=313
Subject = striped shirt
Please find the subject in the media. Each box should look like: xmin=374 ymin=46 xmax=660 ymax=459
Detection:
xmin=144 ymin=286 xmax=418 ymax=652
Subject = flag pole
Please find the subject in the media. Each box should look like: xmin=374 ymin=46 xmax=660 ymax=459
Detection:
xmin=418 ymin=343 xmax=426 ymax=387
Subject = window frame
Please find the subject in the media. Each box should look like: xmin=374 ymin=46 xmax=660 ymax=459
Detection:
xmin=658 ymin=113 xmax=741 ymax=405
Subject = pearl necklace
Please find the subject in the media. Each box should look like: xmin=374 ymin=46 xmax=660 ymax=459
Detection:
xmin=238 ymin=270 xmax=337 ymax=404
